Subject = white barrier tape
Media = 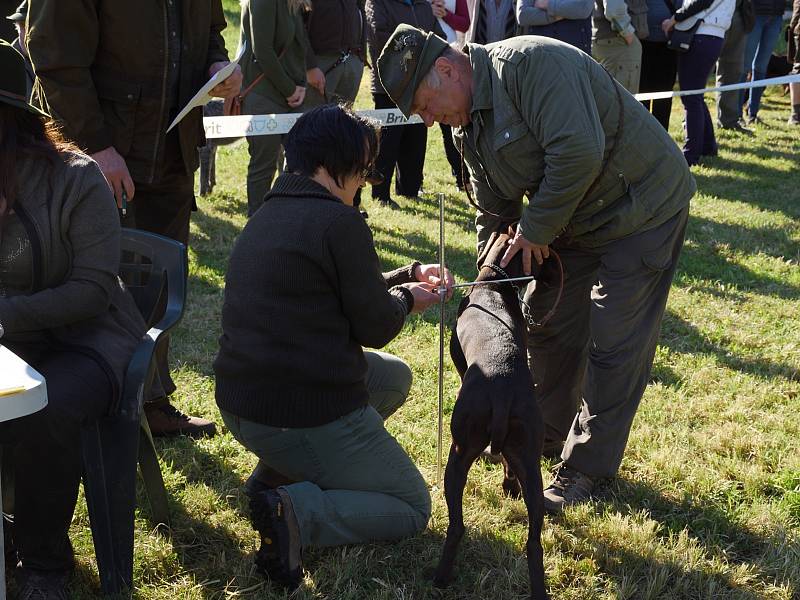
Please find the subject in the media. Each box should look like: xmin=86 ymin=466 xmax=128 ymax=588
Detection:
xmin=203 ymin=74 xmax=800 ymax=138
xmin=634 ymin=74 xmax=800 ymax=102
xmin=204 ymin=108 xmax=421 ymax=138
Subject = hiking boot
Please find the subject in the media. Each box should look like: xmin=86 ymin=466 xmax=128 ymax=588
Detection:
xmin=789 ymin=113 xmax=800 ymax=126
xmin=249 ymin=488 xmax=303 ymax=589
xmin=744 ymin=115 xmax=767 ymax=127
xmin=145 ymin=399 xmax=217 ymax=438
xmin=377 ymin=197 xmax=401 ymax=210
xmin=719 ymin=121 xmax=754 ymax=135
xmin=18 ymin=570 xmax=69 ymax=600
xmin=542 ymin=462 xmax=595 ymax=513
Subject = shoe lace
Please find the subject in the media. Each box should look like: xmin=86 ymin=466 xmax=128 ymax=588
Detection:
xmin=158 ymin=403 xmax=190 ymax=422
xmin=551 ymin=464 xmax=577 ymax=491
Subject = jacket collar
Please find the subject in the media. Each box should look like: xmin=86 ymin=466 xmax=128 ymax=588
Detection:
xmin=265 ymin=172 xmax=345 ymax=204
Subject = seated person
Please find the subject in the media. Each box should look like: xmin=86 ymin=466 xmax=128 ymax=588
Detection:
xmin=0 ymin=41 xmax=145 ymax=600
xmin=214 ymin=104 xmax=454 ymax=588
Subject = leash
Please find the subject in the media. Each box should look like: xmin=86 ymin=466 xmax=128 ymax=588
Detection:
xmin=437 ymin=193 xmax=446 ymax=486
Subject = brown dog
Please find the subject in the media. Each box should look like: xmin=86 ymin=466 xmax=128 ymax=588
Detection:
xmin=433 ymin=229 xmax=550 ymax=600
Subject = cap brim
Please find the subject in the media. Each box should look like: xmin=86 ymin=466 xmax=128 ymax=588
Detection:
xmin=0 ymin=95 xmax=49 ymax=118
xmin=396 ymin=31 xmax=449 ymax=118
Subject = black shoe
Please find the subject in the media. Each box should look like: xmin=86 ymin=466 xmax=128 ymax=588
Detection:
xmin=249 ymin=488 xmax=303 ymax=589
xmin=542 ymin=462 xmax=595 ymax=513
xmin=18 ymin=570 xmax=69 ymax=600
xmin=719 ymin=122 xmax=754 ymax=135
xmin=377 ymin=197 xmax=400 ymax=210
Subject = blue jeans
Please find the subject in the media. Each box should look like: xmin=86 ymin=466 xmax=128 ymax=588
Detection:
xmin=740 ymin=13 xmax=784 ymax=118
xmin=678 ymin=34 xmax=724 ymax=165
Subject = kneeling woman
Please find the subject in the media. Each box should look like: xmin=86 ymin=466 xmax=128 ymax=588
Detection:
xmin=0 ymin=41 xmax=144 ymax=598
xmin=214 ymin=105 xmax=453 ymax=587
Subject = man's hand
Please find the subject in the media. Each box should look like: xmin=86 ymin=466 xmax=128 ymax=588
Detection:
xmin=431 ymin=0 xmax=447 ymax=18
xmin=90 ymin=146 xmax=135 ymax=208
xmin=404 ymin=282 xmax=442 ymax=313
xmin=622 ymin=31 xmax=635 ymax=45
xmin=414 ymin=263 xmax=455 ymax=300
xmin=208 ymin=62 xmax=243 ymax=99
xmin=286 ymin=85 xmax=306 ymax=108
xmin=661 ymin=16 xmax=676 ymax=35
xmin=306 ymin=67 xmax=326 ymax=95
xmin=500 ymin=225 xmax=549 ymax=275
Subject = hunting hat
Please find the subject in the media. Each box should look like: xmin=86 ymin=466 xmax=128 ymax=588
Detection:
xmin=7 ymin=1 xmax=26 ymax=23
xmin=0 ymin=40 xmax=47 ymax=117
xmin=377 ymin=24 xmax=449 ymax=118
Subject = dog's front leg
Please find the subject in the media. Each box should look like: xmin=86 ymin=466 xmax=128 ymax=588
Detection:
xmin=433 ymin=442 xmax=480 ymax=588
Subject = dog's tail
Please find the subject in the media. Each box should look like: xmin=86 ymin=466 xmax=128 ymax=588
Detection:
xmin=489 ymin=396 xmax=512 ymax=455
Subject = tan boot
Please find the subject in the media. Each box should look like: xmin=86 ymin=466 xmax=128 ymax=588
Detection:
xmin=144 ymin=399 xmax=216 ymax=438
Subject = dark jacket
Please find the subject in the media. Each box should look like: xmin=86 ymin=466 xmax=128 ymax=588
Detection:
xmin=27 ymin=0 xmax=229 ymax=183
xmin=456 ymin=38 xmax=695 ymax=249
xmin=366 ymin=0 xmax=444 ymax=94
xmin=239 ymin=0 xmax=310 ymax=106
xmin=0 ymin=152 xmax=145 ymax=400
xmin=751 ymin=0 xmax=783 ymax=14
xmin=214 ymin=173 xmax=417 ymax=428
xmin=517 ymin=0 xmax=594 ymax=53
xmin=306 ymin=0 xmax=367 ymax=67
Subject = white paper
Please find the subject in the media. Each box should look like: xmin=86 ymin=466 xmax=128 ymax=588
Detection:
xmin=166 ymin=42 xmax=246 ymax=133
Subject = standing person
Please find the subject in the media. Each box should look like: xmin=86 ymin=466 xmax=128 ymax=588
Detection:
xmin=639 ymin=0 xmax=680 ymax=129
xmin=215 ymin=105 xmax=453 ymax=588
xmin=27 ymin=0 xmax=242 ymax=438
xmin=377 ymin=24 xmax=695 ymax=512
xmin=591 ymin=0 xmax=649 ymax=93
xmin=715 ymin=0 xmax=754 ymax=131
xmin=6 ymin=1 xmax=32 ymax=97
xmin=239 ymin=0 xmax=310 ymax=216
xmin=366 ymin=0 xmax=444 ymax=209
xmin=433 ymin=0 xmax=472 ymax=191
xmin=789 ymin=0 xmax=800 ymax=125
xmin=303 ymin=0 xmax=366 ymax=108
xmin=662 ymin=0 xmax=735 ymax=165
xmin=466 ymin=0 xmax=518 ymax=43
xmin=739 ymin=0 xmax=785 ymax=125
xmin=516 ymin=0 xmax=595 ymax=54
xmin=0 ymin=41 xmax=146 ymax=599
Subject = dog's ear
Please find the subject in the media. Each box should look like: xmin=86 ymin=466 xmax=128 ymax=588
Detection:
xmin=476 ymin=231 xmax=499 ymax=270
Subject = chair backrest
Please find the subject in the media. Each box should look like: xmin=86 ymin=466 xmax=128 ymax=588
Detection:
xmin=119 ymin=229 xmax=188 ymax=333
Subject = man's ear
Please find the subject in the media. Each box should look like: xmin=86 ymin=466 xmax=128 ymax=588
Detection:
xmin=435 ymin=56 xmax=458 ymax=82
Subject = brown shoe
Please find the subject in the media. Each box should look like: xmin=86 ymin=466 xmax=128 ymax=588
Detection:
xmin=145 ymin=399 xmax=217 ymax=438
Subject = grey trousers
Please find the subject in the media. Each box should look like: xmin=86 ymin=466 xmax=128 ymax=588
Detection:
xmin=243 ymin=90 xmax=304 ymax=216
xmin=304 ymin=54 xmax=364 ymax=107
xmin=716 ymin=11 xmax=747 ymax=128
xmin=521 ymin=207 xmax=689 ymax=478
xmin=220 ymin=351 xmax=431 ymax=549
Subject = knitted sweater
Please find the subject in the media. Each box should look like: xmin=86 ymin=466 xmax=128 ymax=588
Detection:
xmin=214 ymin=173 xmax=417 ymax=428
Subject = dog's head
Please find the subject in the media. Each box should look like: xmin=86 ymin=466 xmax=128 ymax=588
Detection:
xmin=475 ymin=224 xmax=541 ymax=282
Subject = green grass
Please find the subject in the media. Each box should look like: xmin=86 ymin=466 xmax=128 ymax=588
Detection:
xmin=62 ymin=8 xmax=800 ymax=599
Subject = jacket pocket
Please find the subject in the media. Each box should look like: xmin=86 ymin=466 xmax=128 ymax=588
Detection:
xmin=94 ymin=77 xmax=141 ymax=156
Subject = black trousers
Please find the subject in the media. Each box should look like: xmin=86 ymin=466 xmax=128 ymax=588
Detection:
xmin=371 ymin=93 xmax=427 ymax=200
xmin=640 ymin=40 xmax=678 ymax=130
xmin=0 ymin=343 xmax=111 ymax=574
xmin=121 ymin=130 xmax=194 ymax=399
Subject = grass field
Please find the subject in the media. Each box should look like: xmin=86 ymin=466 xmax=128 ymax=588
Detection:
xmin=61 ymin=8 xmax=800 ymax=599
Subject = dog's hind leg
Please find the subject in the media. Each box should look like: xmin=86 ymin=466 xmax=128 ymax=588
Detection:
xmin=505 ymin=439 xmax=549 ymax=600
xmin=433 ymin=442 xmax=482 ymax=588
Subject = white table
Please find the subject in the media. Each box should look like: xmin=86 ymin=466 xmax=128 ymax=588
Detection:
xmin=0 ymin=345 xmax=48 ymax=598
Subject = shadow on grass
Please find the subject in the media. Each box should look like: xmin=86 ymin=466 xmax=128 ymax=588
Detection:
xmin=660 ymin=310 xmax=798 ymax=382
xmin=586 ymin=476 xmax=797 ymax=597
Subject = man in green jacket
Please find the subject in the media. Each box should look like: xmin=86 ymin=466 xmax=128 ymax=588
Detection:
xmin=377 ymin=25 xmax=695 ymax=511
xmin=27 ymin=0 xmax=242 ymax=437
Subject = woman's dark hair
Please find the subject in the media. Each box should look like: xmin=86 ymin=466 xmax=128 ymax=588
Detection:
xmin=284 ymin=104 xmax=380 ymax=188
xmin=0 ymin=103 xmax=78 ymax=220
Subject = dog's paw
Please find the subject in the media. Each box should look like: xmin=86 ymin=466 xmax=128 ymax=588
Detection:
xmin=502 ymin=476 xmax=522 ymax=499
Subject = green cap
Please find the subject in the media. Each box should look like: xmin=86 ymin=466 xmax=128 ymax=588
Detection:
xmin=7 ymin=1 xmax=26 ymax=23
xmin=0 ymin=40 xmax=47 ymax=117
xmin=377 ymin=24 xmax=449 ymax=118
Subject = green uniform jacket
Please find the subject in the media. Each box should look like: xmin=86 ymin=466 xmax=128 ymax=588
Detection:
xmin=455 ymin=37 xmax=695 ymax=249
xmin=239 ymin=0 xmax=310 ymax=106
xmin=27 ymin=0 xmax=229 ymax=183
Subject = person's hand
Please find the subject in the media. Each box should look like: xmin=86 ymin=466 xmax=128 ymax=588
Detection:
xmin=500 ymin=225 xmax=549 ymax=275
xmin=414 ymin=263 xmax=455 ymax=300
xmin=431 ymin=0 xmax=447 ymax=18
xmin=90 ymin=146 xmax=135 ymax=208
xmin=306 ymin=67 xmax=326 ymax=95
xmin=404 ymin=282 xmax=441 ymax=313
xmin=208 ymin=62 xmax=243 ymax=99
xmin=661 ymin=16 xmax=676 ymax=35
xmin=622 ymin=31 xmax=635 ymax=45
xmin=286 ymin=85 xmax=306 ymax=108
xmin=534 ymin=0 xmax=549 ymax=9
